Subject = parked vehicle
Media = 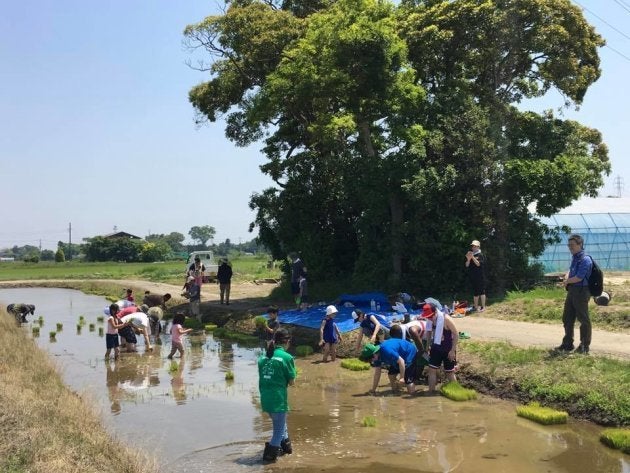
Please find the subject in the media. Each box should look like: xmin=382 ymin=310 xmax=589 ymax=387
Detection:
xmin=186 ymin=251 xmax=219 ymax=282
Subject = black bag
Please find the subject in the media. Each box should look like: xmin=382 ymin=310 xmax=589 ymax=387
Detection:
xmin=587 ymin=256 xmax=604 ymax=297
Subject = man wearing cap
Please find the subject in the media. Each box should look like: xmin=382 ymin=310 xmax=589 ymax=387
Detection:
xmin=465 ymin=239 xmax=487 ymax=311
xmin=359 ymin=325 xmax=418 ymax=395
xmin=421 ymin=303 xmax=459 ymax=394
xmin=352 ymin=309 xmax=391 ymax=353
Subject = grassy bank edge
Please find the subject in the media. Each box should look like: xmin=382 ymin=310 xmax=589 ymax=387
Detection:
xmin=0 ymin=308 xmax=159 ymax=473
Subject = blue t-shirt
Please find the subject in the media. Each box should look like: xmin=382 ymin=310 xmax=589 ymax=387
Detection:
xmin=375 ymin=338 xmax=417 ymax=367
xmin=322 ymin=317 xmax=338 ymax=343
xmin=569 ymin=250 xmax=592 ymax=287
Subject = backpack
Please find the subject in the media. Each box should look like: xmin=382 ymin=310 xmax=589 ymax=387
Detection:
xmin=586 ymin=256 xmax=604 ymax=297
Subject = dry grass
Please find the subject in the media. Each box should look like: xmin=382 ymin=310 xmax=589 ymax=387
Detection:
xmin=0 ymin=308 xmax=158 ymax=473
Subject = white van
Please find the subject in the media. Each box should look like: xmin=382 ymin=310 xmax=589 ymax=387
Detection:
xmin=186 ymin=251 xmax=219 ymax=282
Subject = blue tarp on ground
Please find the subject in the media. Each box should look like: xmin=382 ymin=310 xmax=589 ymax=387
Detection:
xmin=263 ymin=292 xmax=444 ymax=333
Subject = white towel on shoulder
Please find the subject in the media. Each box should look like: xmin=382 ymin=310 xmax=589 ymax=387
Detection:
xmin=432 ymin=310 xmax=445 ymax=345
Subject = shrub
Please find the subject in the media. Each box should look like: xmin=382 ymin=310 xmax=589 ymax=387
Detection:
xmin=440 ymin=381 xmax=477 ymax=401
xmin=183 ymin=318 xmax=203 ymax=330
xmin=600 ymin=428 xmax=630 ymax=453
xmin=49 ymin=332 xmax=56 ymax=339
xmin=516 ymin=402 xmax=568 ymax=425
xmin=295 ymin=345 xmax=314 ymax=357
xmin=340 ymin=358 xmax=371 ymax=371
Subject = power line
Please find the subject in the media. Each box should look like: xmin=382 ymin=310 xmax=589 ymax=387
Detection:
xmin=605 ymin=43 xmax=630 ymax=62
xmin=574 ymin=1 xmax=630 ymax=41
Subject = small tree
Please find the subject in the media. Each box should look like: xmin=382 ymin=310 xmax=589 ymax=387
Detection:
xmin=55 ymin=248 xmax=65 ymax=262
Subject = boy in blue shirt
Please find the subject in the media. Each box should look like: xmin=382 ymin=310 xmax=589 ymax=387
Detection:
xmin=359 ymin=325 xmax=418 ymax=395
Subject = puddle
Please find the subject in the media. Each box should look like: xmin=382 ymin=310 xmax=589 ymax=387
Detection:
xmin=1 ymin=288 xmax=628 ymax=473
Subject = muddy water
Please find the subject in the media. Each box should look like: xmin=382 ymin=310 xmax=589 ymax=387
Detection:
xmin=1 ymin=288 xmax=628 ymax=473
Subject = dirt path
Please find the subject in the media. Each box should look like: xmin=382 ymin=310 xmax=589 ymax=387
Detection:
xmin=2 ymin=279 xmax=628 ymax=359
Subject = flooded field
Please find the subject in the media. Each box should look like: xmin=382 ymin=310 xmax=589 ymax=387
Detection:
xmin=1 ymin=288 xmax=628 ymax=473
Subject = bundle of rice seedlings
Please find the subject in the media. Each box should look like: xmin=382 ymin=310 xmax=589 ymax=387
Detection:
xmin=204 ymin=323 xmax=218 ymax=331
xmin=32 ymin=326 xmax=40 ymax=336
xmin=88 ymin=323 xmax=96 ymax=332
xmin=440 ymin=381 xmax=478 ymax=401
xmin=225 ymin=370 xmax=235 ymax=381
xmin=56 ymin=323 xmax=63 ymax=331
xmin=516 ymin=402 xmax=568 ymax=425
xmin=49 ymin=331 xmax=57 ymax=340
xmin=361 ymin=416 xmax=377 ymax=427
xmin=600 ymin=429 xmax=630 ymax=453
xmin=98 ymin=327 xmax=104 ymax=337
xmin=253 ymin=316 xmax=267 ymax=330
xmin=340 ymin=358 xmax=371 ymax=371
xmin=96 ymin=316 xmax=105 ymax=323
xmin=295 ymin=345 xmax=314 ymax=357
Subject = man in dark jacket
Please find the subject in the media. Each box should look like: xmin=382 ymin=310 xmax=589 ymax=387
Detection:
xmin=217 ymin=258 xmax=233 ymax=305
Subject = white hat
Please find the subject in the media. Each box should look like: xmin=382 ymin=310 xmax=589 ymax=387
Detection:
xmin=470 ymin=240 xmax=481 ymax=247
xmin=351 ymin=310 xmax=359 ymax=320
xmin=325 ymin=305 xmax=338 ymax=316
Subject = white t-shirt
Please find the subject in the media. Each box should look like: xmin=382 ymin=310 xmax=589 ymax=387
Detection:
xmin=121 ymin=312 xmax=150 ymax=333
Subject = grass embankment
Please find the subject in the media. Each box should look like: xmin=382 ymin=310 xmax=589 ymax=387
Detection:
xmin=487 ymin=285 xmax=630 ymax=331
xmin=458 ymin=340 xmax=630 ymax=426
xmin=0 ymin=309 xmax=157 ymax=473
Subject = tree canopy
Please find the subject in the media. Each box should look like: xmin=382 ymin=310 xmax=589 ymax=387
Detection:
xmin=186 ymin=0 xmax=610 ymax=295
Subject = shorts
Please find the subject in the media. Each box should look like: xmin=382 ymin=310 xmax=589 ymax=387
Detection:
xmin=471 ymin=276 xmax=485 ymax=296
xmin=119 ymin=326 xmax=137 ymax=344
xmin=428 ymin=345 xmax=456 ymax=372
xmin=106 ymin=334 xmax=120 ymax=349
xmin=386 ymin=355 xmax=418 ymax=385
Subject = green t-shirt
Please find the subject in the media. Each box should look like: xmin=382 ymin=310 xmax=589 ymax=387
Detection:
xmin=258 ymin=347 xmax=296 ymax=413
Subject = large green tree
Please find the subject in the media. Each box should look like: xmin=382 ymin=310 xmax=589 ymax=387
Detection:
xmin=187 ymin=0 xmax=609 ymax=295
xmin=188 ymin=225 xmax=216 ymax=248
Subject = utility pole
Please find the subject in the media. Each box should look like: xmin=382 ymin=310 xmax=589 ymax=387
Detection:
xmin=68 ymin=222 xmax=72 ymax=260
xmin=613 ymin=175 xmax=624 ymax=198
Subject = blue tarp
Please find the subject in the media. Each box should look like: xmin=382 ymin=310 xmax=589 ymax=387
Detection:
xmin=262 ymin=292 xmax=444 ymax=333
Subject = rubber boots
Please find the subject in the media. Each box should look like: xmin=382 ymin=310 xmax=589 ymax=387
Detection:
xmin=280 ymin=437 xmax=293 ymax=455
xmin=262 ymin=442 xmax=281 ymax=462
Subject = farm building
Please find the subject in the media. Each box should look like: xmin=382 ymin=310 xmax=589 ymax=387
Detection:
xmin=535 ymin=197 xmax=630 ymax=272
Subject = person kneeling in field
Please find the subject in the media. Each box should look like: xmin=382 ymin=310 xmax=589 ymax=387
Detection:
xmin=421 ymin=303 xmax=459 ymax=394
xmin=359 ymin=324 xmax=418 ymax=395
xmin=7 ymin=303 xmax=35 ymax=323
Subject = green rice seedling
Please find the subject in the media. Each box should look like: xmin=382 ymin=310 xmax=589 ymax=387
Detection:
xmin=168 ymin=361 xmax=179 ymax=373
xmin=88 ymin=323 xmax=96 ymax=332
xmin=98 ymin=327 xmax=104 ymax=337
xmin=183 ymin=317 xmax=203 ymax=330
xmin=96 ymin=316 xmax=104 ymax=323
xmin=253 ymin=316 xmax=267 ymax=330
xmin=600 ymin=429 xmax=630 ymax=453
xmin=49 ymin=331 xmax=57 ymax=340
xmin=361 ymin=416 xmax=377 ymax=427
xmin=295 ymin=345 xmax=314 ymax=357
xmin=56 ymin=323 xmax=63 ymax=331
xmin=76 ymin=324 xmax=82 ymax=332
xmin=212 ymin=327 xmax=259 ymax=343
xmin=225 ymin=370 xmax=234 ymax=381
xmin=204 ymin=323 xmax=218 ymax=331
xmin=32 ymin=326 xmax=40 ymax=337
xmin=516 ymin=402 xmax=568 ymax=425
xmin=340 ymin=358 xmax=371 ymax=371
xmin=440 ymin=381 xmax=478 ymax=401
xmin=38 ymin=316 xmax=44 ymax=326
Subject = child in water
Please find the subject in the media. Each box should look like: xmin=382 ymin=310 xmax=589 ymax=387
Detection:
xmin=319 ymin=305 xmax=342 ymax=362
xmin=105 ymin=303 xmax=130 ymax=360
xmin=168 ymin=312 xmax=193 ymax=359
xmin=258 ymin=327 xmax=296 ymax=462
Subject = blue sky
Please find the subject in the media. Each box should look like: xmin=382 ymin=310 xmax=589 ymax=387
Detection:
xmin=1 ymin=0 xmax=628 ymax=251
